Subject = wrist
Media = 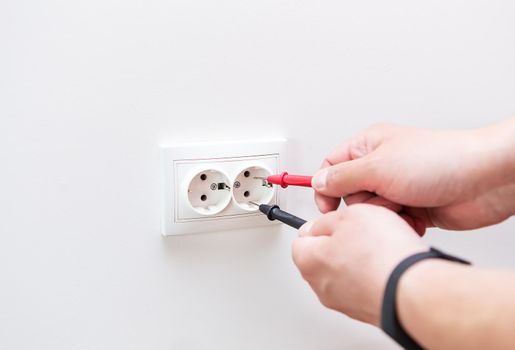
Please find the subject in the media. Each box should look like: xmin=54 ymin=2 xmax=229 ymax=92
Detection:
xmin=381 ymin=248 xmax=471 ymax=349
xmin=395 ymin=259 xmax=471 ymax=347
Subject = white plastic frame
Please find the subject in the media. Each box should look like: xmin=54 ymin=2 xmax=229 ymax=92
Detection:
xmin=161 ymin=138 xmax=288 ymax=235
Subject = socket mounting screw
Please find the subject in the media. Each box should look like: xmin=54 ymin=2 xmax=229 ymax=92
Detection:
xmin=234 ymin=181 xmax=241 ymax=188
xmin=210 ymin=183 xmax=217 ymax=190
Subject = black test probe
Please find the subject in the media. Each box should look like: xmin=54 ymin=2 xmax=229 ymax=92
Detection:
xmin=249 ymin=201 xmax=307 ymax=229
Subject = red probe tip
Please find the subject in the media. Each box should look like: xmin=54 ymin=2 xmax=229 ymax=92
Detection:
xmin=267 ymin=172 xmax=289 ymax=188
xmin=266 ymin=172 xmax=313 ymax=188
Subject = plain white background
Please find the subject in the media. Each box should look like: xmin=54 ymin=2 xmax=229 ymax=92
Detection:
xmin=1 ymin=0 xmax=514 ymax=349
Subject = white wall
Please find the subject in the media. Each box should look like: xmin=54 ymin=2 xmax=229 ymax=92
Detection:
xmin=1 ymin=0 xmax=515 ymax=349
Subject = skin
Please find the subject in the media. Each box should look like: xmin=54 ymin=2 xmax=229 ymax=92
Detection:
xmin=292 ymin=117 xmax=515 ymax=349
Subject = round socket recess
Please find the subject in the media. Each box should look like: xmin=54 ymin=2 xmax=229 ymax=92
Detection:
xmin=187 ymin=169 xmax=231 ymax=215
xmin=232 ymin=165 xmax=275 ymax=211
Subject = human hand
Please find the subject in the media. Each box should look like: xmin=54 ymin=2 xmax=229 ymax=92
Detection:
xmin=313 ymin=120 xmax=515 ymax=232
xmin=292 ymin=204 xmax=427 ymax=325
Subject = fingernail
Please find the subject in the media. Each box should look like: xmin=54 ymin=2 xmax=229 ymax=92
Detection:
xmin=312 ymin=170 xmax=328 ymax=190
xmin=299 ymin=221 xmax=313 ymax=236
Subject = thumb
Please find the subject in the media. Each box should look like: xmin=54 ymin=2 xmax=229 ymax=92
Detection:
xmin=311 ymin=157 xmax=377 ymax=197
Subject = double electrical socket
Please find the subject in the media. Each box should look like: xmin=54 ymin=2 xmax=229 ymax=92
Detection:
xmin=161 ymin=139 xmax=287 ymax=235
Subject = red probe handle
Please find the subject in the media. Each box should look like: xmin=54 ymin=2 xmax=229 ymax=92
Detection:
xmin=267 ymin=172 xmax=313 ymax=188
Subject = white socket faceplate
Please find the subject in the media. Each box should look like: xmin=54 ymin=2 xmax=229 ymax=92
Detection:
xmin=161 ymin=139 xmax=287 ymax=235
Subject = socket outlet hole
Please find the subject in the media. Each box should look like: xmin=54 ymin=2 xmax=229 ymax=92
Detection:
xmin=201 ymin=194 xmax=207 ymax=201
xmin=200 ymin=173 xmax=207 ymax=181
xmin=232 ymin=165 xmax=275 ymax=211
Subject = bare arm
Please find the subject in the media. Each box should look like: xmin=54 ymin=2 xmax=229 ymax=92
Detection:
xmin=292 ymin=117 xmax=515 ymax=349
xmin=398 ymin=260 xmax=515 ymax=349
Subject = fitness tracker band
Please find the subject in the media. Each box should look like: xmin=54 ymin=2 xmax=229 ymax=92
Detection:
xmin=381 ymin=247 xmax=471 ymax=349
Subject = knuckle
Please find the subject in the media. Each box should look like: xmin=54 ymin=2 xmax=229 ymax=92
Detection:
xmin=352 ymin=202 xmax=391 ymax=219
xmin=318 ymin=211 xmax=345 ymax=229
xmin=318 ymin=211 xmax=335 ymax=222
xmin=291 ymin=240 xmax=314 ymax=271
xmin=342 ymin=203 xmax=360 ymax=215
xmin=320 ymin=157 xmax=332 ymax=167
xmin=319 ymin=295 xmax=337 ymax=310
xmin=342 ymin=203 xmax=373 ymax=218
xmin=317 ymin=282 xmax=338 ymax=310
xmin=292 ymin=239 xmax=332 ymax=278
xmin=348 ymin=134 xmax=371 ymax=159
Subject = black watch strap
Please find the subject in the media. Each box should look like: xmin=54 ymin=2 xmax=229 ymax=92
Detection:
xmin=381 ymin=247 xmax=471 ymax=350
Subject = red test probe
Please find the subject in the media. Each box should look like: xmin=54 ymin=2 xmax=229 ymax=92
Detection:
xmin=255 ymin=171 xmax=313 ymax=188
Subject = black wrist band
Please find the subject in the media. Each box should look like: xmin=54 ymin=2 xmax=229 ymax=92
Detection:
xmin=381 ymin=247 xmax=471 ymax=350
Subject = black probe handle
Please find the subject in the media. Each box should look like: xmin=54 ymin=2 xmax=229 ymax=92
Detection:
xmin=260 ymin=204 xmax=307 ymax=229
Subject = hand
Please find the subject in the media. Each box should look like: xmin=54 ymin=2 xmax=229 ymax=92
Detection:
xmin=313 ymin=120 xmax=515 ymax=232
xmin=292 ymin=204 xmax=428 ymax=325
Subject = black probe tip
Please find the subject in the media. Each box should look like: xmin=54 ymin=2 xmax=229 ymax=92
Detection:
xmin=249 ymin=201 xmax=307 ymax=230
xmin=260 ymin=203 xmax=280 ymax=221
xmin=249 ymin=201 xmax=277 ymax=220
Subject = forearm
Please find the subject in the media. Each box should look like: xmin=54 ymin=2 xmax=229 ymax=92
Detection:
xmin=480 ymin=116 xmax=515 ymax=186
xmin=464 ymin=117 xmax=515 ymax=219
xmin=396 ymin=259 xmax=515 ymax=349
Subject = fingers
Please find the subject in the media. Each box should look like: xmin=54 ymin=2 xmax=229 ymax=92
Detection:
xmin=312 ymin=157 xmax=377 ymax=198
xmin=344 ymin=192 xmax=403 ymax=213
xmin=343 ymin=192 xmax=430 ymax=235
xmin=314 ymin=158 xmax=342 ymax=213
xmin=314 ymin=133 xmax=375 ymax=213
xmin=299 ymin=211 xmax=345 ymax=237
xmin=323 ymin=128 xmax=387 ymax=166
xmin=314 ymin=193 xmax=341 ymax=213
xmin=313 ymin=124 xmax=394 ymax=213
xmin=344 ymin=193 xmax=427 ymax=235
xmin=291 ymin=235 xmax=331 ymax=279
xmin=303 ymin=196 xmax=428 ymax=239
xmin=344 ymin=191 xmax=375 ymax=205
xmin=403 ymin=207 xmax=435 ymax=229
xmin=399 ymin=213 xmax=426 ymax=237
